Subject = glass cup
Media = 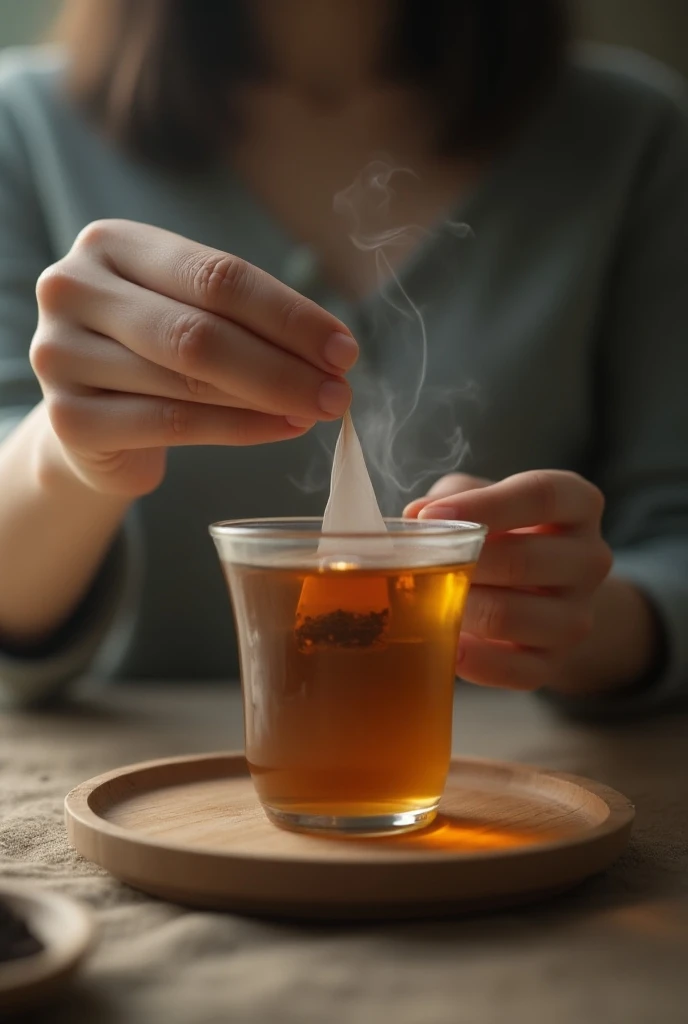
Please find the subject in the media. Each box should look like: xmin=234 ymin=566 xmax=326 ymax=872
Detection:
xmin=210 ymin=517 xmax=486 ymax=836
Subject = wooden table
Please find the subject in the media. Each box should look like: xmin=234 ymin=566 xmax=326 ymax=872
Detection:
xmin=1 ymin=682 xmax=687 ymax=1024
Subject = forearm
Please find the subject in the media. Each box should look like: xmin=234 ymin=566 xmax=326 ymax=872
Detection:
xmin=0 ymin=402 xmax=130 ymax=645
xmin=548 ymin=576 xmax=659 ymax=697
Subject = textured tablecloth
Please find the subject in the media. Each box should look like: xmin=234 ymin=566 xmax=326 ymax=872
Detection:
xmin=1 ymin=681 xmax=687 ymax=1024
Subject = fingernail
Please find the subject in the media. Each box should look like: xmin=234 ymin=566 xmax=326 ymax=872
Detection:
xmin=403 ymin=500 xmax=426 ymax=518
xmin=318 ymin=379 xmax=351 ymax=416
xmin=323 ymin=332 xmax=359 ymax=371
xmin=286 ymin=416 xmax=316 ymax=429
xmin=418 ymin=504 xmax=456 ymax=521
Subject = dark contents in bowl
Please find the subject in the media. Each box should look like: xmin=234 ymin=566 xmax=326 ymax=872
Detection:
xmin=0 ymin=898 xmax=43 ymax=964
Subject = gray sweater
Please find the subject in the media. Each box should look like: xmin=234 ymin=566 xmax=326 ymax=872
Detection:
xmin=0 ymin=45 xmax=687 ymax=714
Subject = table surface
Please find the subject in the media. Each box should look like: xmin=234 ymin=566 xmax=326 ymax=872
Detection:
xmin=1 ymin=681 xmax=687 ymax=1024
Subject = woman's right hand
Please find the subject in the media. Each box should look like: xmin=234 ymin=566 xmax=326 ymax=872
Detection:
xmin=30 ymin=220 xmax=358 ymax=497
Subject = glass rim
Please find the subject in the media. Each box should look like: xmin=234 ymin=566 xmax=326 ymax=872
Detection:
xmin=208 ymin=516 xmax=487 ymax=542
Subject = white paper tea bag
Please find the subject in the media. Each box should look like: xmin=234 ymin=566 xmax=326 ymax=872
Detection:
xmin=321 ymin=411 xmax=386 ymax=539
xmin=296 ymin=411 xmax=391 ymax=650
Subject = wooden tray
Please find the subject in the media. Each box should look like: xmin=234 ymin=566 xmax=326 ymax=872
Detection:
xmin=65 ymin=753 xmax=634 ymax=920
xmin=0 ymin=883 xmax=95 ymax=1014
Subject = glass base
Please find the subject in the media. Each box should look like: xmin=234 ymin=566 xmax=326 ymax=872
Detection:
xmin=263 ymin=803 xmax=439 ymax=837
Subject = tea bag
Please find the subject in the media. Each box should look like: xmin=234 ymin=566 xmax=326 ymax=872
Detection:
xmin=296 ymin=411 xmax=391 ymax=651
xmin=321 ymin=411 xmax=387 ymax=536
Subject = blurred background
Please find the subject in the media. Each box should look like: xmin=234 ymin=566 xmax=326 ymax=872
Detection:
xmin=0 ymin=0 xmax=686 ymax=78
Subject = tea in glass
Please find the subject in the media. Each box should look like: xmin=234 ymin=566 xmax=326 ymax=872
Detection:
xmin=210 ymin=519 xmax=485 ymax=836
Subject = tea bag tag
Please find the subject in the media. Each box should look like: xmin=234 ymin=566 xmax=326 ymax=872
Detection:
xmin=319 ymin=411 xmax=389 ymax=558
xmin=296 ymin=411 xmax=391 ymax=651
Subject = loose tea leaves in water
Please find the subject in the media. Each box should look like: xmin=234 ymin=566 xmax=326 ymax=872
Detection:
xmin=295 ymin=606 xmax=390 ymax=650
xmin=296 ymin=411 xmax=391 ymax=650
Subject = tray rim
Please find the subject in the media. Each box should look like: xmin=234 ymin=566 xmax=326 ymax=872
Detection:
xmin=64 ymin=751 xmax=635 ymax=866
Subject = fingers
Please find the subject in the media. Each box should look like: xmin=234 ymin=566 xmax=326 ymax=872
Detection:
xmin=472 ymin=533 xmax=612 ymax=592
xmin=462 ymin=585 xmax=593 ymax=650
xmin=33 ymin=328 xmax=270 ymax=412
xmin=68 ymin=220 xmax=359 ymax=373
xmin=402 ymin=470 xmax=609 ymax=695
xmin=427 ymin=473 xmax=492 ymax=498
xmin=416 ymin=470 xmax=605 ymax=533
xmin=456 ymin=634 xmax=554 ymax=691
xmin=45 ymin=392 xmax=310 ymax=451
xmin=404 ymin=474 xmax=491 ymax=518
xmin=43 ymin=276 xmax=351 ymax=421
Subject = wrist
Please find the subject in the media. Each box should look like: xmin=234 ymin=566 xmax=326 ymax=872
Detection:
xmin=548 ymin=577 xmax=660 ymax=698
xmin=30 ymin=402 xmax=130 ymax=515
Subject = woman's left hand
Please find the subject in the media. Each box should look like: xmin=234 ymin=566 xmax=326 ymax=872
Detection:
xmin=404 ymin=470 xmax=613 ymax=691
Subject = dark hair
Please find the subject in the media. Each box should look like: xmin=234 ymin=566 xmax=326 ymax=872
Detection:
xmin=57 ymin=0 xmax=568 ymax=171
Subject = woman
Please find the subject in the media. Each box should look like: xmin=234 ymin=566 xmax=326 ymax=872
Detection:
xmin=0 ymin=0 xmax=685 ymax=714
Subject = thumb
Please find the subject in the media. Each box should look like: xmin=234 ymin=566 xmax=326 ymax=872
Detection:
xmin=403 ymin=473 xmax=492 ymax=519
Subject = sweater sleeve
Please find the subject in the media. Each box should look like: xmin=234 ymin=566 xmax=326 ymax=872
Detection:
xmin=0 ymin=56 xmax=131 ymax=708
xmin=551 ymin=77 xmax=688 ymax=718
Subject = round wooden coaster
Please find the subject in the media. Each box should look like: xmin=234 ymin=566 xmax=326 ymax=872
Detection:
xmin=65 ymin=753 xmax=634 ymax=920
xmin=0 ymin=883 xmax=95 ymax=1013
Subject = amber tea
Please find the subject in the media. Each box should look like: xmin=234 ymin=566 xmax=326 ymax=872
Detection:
xmin=211 ymin=518 xmax=485 ymax=836
xmin=223 ymin=558 xmax=474 ymax=832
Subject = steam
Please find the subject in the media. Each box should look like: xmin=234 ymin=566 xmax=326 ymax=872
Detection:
xmin=290 ymin=157 xmax=476 ymax=513
xmin=335 ymin=158 xmax=475 ymax=513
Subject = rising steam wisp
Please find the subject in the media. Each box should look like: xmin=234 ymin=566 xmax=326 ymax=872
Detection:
xmin=333 ymin=157 xmax=475 ymax=513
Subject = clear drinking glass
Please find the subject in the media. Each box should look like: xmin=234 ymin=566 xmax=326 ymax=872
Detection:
xmin=210 ymin=517 xmax=486 ymax=836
